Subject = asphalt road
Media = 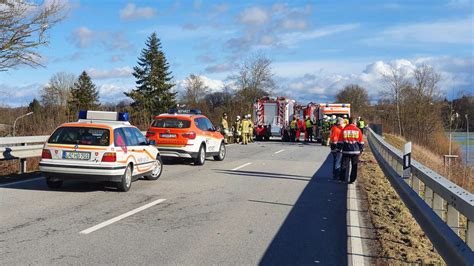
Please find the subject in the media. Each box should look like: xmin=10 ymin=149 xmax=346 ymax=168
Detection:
xmin=1 ymin=140 xmax=354 ymax=265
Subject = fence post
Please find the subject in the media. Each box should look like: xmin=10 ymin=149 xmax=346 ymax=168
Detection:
xmin=424 ymin=186 xmax=434 ymax=208
xmin=467 ymin=220 xmax=474 ymax=250
xmin=412 ymin=175 xmax=420 ymax=195
xmin=446 ymin=204 xmax=460 ymax=236
xmin=19 ymin=142 xmax=27 ymax=174
xmin=433 ymin=193 xmax=445 ymax=221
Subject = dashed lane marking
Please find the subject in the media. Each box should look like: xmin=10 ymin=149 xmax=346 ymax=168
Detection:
xmin=79 ymin=198 xmax=167 ymax=235
xmin=231 ymin=162 xmax=252 ymax=171
xmin=274 ymin=149 xmax=285 ymax=154
xmin=0 ymin=177 xmax=43 ymax=187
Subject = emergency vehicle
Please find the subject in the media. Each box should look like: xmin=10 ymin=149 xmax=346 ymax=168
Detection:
xmin=311 ymin=103 xmax=351 ymax=142
xmin=39 ymin=111 xmax=162 ymax=192
xmin=253 ymin=97 xmax=296 ymax=140
xmin=145 ymin=109 xmax=225 ymax=165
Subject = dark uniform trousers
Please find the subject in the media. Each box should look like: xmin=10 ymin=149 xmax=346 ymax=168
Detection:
xmin=339 ymin=154 xmax=360 ymax=182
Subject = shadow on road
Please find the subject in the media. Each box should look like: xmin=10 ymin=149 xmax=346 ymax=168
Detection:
xmin=215 ymin=169 xmax=312 ymax=182
xmin=259 ymin=154 xmax=349 ymax=265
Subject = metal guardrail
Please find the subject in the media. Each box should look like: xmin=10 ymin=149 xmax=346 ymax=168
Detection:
xmin=0 ymin=135 xmax=49 ymax=173
xmin=367 ymin=127 xmax=474 ymax=265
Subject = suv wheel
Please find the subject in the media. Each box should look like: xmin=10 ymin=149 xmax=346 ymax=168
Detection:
xmin=213 ymin=142 xmax=226 ymax=161
xmin=118 ymin=164 xmax=132 ymax=192
xmin=145 ymin=156 xmax=163 ymax=180
xmin=194 ymin=144 xmax=206 ymax=166
xmin=46 ymin=177 xmax=63 ymax=189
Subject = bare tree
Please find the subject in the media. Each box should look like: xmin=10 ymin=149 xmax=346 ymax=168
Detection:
xmin=182 ymin=74 xmax=209 ymax=106
xmin=383 ymin=66 xmax=411 ymax=136
xmin=41 ymin=71 xmax=75 ymax=107
xmin=335 ymin=84 xmax=369 ymax=116
xmin=0 ymin=0 xmax=66 ymax=71
xmin=229 ymin=53 xmax=274 ymax=113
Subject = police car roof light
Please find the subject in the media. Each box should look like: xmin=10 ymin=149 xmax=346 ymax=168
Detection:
xmin=78 ymin=110 xmax=129 ymax=121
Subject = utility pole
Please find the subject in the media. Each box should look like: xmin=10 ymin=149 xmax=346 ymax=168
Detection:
xmin=467 ymin=114 xmax=470 ymax=165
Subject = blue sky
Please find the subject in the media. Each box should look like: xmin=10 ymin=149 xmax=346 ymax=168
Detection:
xmin=1 ymin=0 xmax=473 ymax=106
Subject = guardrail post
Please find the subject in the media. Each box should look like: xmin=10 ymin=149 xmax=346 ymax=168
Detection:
xmin=433 ymin=193 xmax=445 ymax=220
xmin=424 ymin=186 xmax=434 ymax=208
xmin=19 ymin=142 xmax=27 ymax=174
xmin=467 ymin=221 xmax=474 ymax=250
xmin=412 ymin=175 xmax=420 ymax=194
xmin=446 ymin=204 xmax=460 ymax=235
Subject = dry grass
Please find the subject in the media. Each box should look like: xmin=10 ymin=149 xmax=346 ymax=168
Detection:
xmin=384 ymin=133 xmax=473 ymax=193
xmin=359 ymin=146 xmax=444 ymax=265
xmin=0 ymin=158 xmax=40 ymax=177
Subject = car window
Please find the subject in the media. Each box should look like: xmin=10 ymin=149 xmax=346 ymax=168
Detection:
xmin=194 ymin=118 xmax=207 ymax=131
xmin=204 ymin=118 xmax=215 ymax=131
xmin=152 ymin=118 xmax=191 ymax=128
xmin=114 ymin=128 xmax=127 ymax=147
xmin=131 ymin=127 xmax=147 ymax=145
xmin=48 ymin=127 xmax=110 ymax=146
xmin=123 ymin=127 xmax=139 ymax=146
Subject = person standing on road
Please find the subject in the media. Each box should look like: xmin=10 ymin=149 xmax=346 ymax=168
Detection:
xmin=357 ymin=117 xmax=366 ymax=135
xmin=241 ymin=115 xmax=251 ymax=145
xmin=221 ymin=113 xmax=229 ymax=144
xmin=338 ymin=117 xmax=364 ymax=183
xmin=234 ymin=116 xmax=241 ymax=144
xmin=248 ymin=114 xmax=254 ymax=143
xmin=305 ymin=116 xmax=314 ymax=142
xmin=290 ymin=117 xmax=297 ymax=142
xmin=330 ymin=118 xmax=344 ymax=179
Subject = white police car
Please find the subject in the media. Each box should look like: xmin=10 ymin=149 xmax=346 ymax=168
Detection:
xmin=39 ymin=111 xmax=162 ymax=192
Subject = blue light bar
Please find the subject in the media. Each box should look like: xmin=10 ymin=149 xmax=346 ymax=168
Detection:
xmin=78 ymin=110 xmax=87 ymax=119
xmin=118 ymin=112 xmax=129 ymax=121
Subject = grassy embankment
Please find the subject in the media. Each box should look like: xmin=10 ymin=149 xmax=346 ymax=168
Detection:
xmin=359 ymin=146 xmax=444 ymax=264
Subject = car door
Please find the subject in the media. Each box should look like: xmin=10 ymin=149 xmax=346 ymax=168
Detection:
xmin=131 ymin=127 xmax=157 ymax=163
xmin=203 ymin=118 xmax=220 ymax=152
xmin=122 ymin=127 xmax=146 ymax=175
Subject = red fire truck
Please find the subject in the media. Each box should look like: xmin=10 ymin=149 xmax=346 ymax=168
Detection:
xmin=253 ymin=97 xmax=296 ymax=141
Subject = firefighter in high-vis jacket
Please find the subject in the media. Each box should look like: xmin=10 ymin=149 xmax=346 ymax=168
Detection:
xmin=338 ymin=117 xmax=364 ymax=183
xmin=220 ymin=113 xmax=229 ymax=144
xmin=321 ymin=115 xmax=331 ymax=146
xmin=240 ymin=115 xmax=251 ymax=145
xmin=248 ymin=114 xmax=254 ymax=143
xmin=233 ymin=115 xmax=241 ymax=143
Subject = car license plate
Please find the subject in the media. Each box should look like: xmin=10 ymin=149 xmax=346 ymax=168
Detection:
xmin=160 ymin=133 xmax=176 ymax=138
xmin=63 ymin=151 xmax=91 ymax=160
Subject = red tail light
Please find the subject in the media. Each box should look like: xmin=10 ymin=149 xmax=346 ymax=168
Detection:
xmin=41 ymin=149 xmax=52 ymax=159
xmin=146 ymin=131 xmax=156 ymax=138
xmin=182 ymin=131 xmax=196 ymax=139
xmin=102 ymin=152 xmax=117 ymax=162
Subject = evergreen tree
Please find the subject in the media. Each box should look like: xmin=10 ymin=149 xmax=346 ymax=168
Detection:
xmin=69 ymin=71 xmax=100 ymax=114
xmin=125 ymin=33 xmax=176 ymax=125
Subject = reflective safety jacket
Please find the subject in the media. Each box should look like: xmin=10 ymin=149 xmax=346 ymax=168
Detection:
xmin=330 ymin=124 xmax=343 ymax=145
xmin=290 ymin=120 xmax=297 ymax=129
xmin=358 ymin=120 xmax=365 ymax=129
xmin=305 ymin=119 xmax=313 ymax=128
xmin=241 ymin=119 xmax=251 ymax=133
xmin=221 ymin=118 xmax=229 ymax=130
xmin=337 ymin=124 xmax=364 ymax=155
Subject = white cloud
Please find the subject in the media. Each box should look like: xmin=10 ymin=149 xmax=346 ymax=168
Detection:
xmin=69 ymin=27 xmax=133 ymax=50
xmin=175 ymin=75 xmax=224 ymax=94
xmin=280 ymin=24 xmax=360 ymax=46
xmin=87 ymin=66 xmax=133 ymax=79
xmin=119 ymin=3 xmax=156 ymax=20
xmin=205 ymin=63 xmax=235 ymax=73
xmin=0 ymin=83 xmax=44 ymax=107
xmin=274 ymin=56 xmax=473 ymax=103
xmin=365 ymin=16 xmax=474 ymax=45
xmin=239 ymin=7 xmax=269 ymax=25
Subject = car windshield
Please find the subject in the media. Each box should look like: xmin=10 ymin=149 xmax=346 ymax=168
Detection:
xmin=152 ymin=118 xmax=191 ymax=128
xmin=48 ymin=127 xmax=110 ymax=146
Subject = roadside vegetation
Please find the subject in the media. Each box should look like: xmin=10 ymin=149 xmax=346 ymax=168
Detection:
xmin=359 ymin=146 xmax=444 ymax=264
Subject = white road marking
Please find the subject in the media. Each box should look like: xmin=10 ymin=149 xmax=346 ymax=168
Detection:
xmin=79 ymin=198 xmax=167 ymax=235
xmin=347 ymin=183 xmax=367 ymax=266
xmin=231 ymin=162 xmax=252 ymax=171
xmin=0 ymin=177 xmax=43 ymax=187
xmin=274 ymin=149 xmax=285 ymax=154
